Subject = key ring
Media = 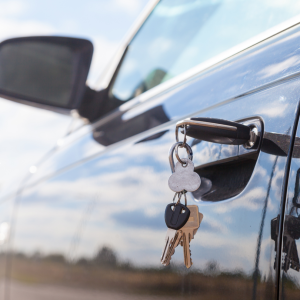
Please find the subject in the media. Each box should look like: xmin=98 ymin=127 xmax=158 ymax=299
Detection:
xmin=169 ymin=142 xmax=193 ymax=173
xmin=176 ymin=124 xmax=187 ymax=146
xmin=175 ymin=143 xmax=191 ymax=165
xmin=173 ymin=192 xmax=187 ymax=206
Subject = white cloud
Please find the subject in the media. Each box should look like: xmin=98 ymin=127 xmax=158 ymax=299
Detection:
xmin=255 ymin=102 xmax=289 ymax=118
xmin=263 ymin=0 xmax=300 ymax=11
xmin=0 ymin=0 xmax=54 ymax=40
xmin=0 ymin=0 xmax=28 ymax=17
xmin=110 ymin=0 xmax=144 ymax=16
xmin=89 ymin=0 xmax=145 ymax=17
xmin=0 ymin=18 xmax=55 ymax=41
xmin=258 ymin=55 xmax=300 ymax=79
xmin=212 ymin=187 xmax=267 ymax=214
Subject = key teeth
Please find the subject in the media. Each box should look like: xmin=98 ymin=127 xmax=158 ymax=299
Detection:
xmin=161 ymin=241 xmax=175 ymax=266
xmin=164 ymin=250 xmax=174 ymax=265
xmin=162 ymin=248 xmax=176 ymax=265
xmin=184 ymin=236 xmax=192 ymax=268
xmin=189 ymin=245 xmax=192 ymax=267
xmin=162 ymin=233 xmax=182 ymax=266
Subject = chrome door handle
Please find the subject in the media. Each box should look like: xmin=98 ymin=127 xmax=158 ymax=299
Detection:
xmin=176 ymin=118 xmax=258 ymax=147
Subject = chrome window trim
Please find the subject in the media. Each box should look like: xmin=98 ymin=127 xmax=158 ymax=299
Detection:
xmin=93 ymin=0 xmax=160 ymax=91
xmin=93 ymin=1 xmax=300 ymax=118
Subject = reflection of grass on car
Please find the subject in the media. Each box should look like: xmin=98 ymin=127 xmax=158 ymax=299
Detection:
xmin=2 ymin=248 xmax=299 ymax=299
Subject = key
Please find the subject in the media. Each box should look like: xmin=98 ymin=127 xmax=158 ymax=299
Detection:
xmin=161 ymin=228 xmax=177 ymax=264
xmin=161 ymin=201 xmax=190 ymax=265
xmin=161 ymin=230 xmax=182 ymax=266
xmin=179 ymin=205 xmax=203 ymax=268
xmin=165 ymin=202 xmax=190 ymax=230
xmin=162 ymin=229 xmax=184 ymax=266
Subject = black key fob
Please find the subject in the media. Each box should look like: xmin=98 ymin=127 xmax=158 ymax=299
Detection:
xmin=165 ymin=203 xmax=190 ymax=230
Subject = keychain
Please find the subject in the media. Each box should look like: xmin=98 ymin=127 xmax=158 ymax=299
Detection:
xmin=161 ymin=123 xmax=203 ymax=268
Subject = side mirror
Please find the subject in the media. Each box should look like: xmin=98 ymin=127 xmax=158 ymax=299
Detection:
xmin=0 ymin=36 xmax=93 ymax=112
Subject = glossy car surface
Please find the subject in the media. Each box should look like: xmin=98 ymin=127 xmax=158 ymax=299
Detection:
xmin=1 ymin=1 xmax=300 ymax=300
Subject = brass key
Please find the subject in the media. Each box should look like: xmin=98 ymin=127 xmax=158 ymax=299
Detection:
xmin=178 ymin=205 xmax=203 ymax=268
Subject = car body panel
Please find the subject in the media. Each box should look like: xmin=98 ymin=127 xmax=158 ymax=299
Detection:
xmin=4 ymin=24 xmax=300 ymax=300
xmin=16 ymin=24 xmax=300 ymax=191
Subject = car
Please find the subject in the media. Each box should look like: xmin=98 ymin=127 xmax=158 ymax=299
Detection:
xmin=0 ymin=0 xmax=300 ymax=299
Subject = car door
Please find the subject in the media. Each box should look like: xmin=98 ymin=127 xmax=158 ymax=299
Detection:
xmin=5 ymin=1 xmax=300 ymax=300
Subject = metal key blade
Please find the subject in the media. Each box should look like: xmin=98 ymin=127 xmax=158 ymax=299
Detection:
xmin=182 ymin=230 xmax=193 ymax=268
xmin=162 ymin=230 xmax=182 ymax=266
xmin=179 ymin=206 xmax=203 ymax=268
xmin=161 ymin=228 xmax=176 ymax=264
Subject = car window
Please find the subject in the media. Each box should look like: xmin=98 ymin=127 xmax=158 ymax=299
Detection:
xmin=110 ymin=0 xmax=300 ymax=102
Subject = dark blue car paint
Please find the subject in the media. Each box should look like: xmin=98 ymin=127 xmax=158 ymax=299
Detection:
xmin=2 ymin=22 xmax=300 ymax=300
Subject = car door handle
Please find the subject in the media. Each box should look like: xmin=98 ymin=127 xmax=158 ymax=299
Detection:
xmin=173 ymin=118 xmax=262 ymax=202
xmin=176 ymin=117 xmax=258 ymax=147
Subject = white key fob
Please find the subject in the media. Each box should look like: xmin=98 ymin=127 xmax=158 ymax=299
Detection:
xmin=168 ymin=158 xmax=201 ymax=193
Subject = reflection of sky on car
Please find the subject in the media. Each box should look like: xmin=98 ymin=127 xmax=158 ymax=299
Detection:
xmin=11 ymin=59 xmax=300 ymax=273
xmin=21 ymin=27 xmax=300 ymax=193
xmin=12 ymin=75 xmax=298 ymax=276
xmin=14 ymin=137 xmax=282 ymax=273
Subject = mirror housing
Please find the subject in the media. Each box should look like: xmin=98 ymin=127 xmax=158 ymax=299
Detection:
xmin=0 ymin=36 xmax=93 ymax=112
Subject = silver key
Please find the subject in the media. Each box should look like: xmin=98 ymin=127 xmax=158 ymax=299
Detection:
xmin=161 ymin=229 xmax=182 ymax=266
xmin=161 ymin=228 xmax=176 ymax=265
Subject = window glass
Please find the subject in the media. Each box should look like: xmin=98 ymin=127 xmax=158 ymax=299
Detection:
xmin=111 ymin=0 xmax=300 ymax=102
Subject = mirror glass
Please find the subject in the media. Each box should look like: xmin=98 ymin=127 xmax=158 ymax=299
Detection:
xmin=0 ymin=41 xmax=75 ymax=107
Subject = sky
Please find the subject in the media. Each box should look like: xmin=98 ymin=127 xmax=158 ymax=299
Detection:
xmin=0 ymin=0 xmax=150 ymax=84
xmin=0 ymin=0 xmax=150 ymax=199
